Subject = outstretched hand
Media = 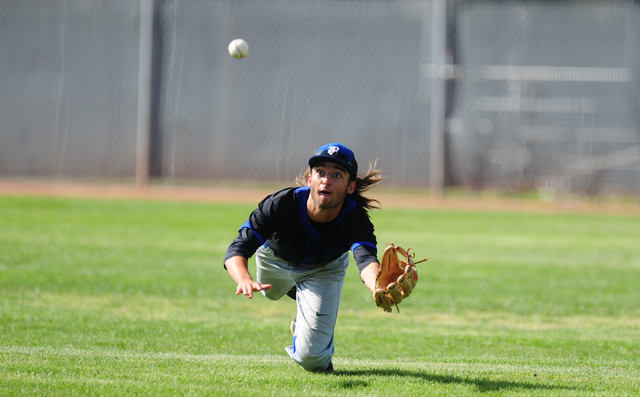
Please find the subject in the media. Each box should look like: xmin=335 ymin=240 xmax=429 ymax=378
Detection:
xmin=236 ymin=279 xmax=272 ymax=299
xmin=225 ymin=256 xmax=272 ymax=299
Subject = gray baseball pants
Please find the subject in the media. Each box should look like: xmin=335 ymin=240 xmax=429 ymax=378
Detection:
xmin=255 ymin=245 xmax=349 ymax=372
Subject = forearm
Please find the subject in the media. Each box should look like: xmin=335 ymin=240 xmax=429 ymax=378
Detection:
xmin=360 ymin=261 xmax=380 ymax=293
xmin=224 ymin=256 xmax=253 ymax=284
xmin=225 ymin=255 xmax=271 ymax=298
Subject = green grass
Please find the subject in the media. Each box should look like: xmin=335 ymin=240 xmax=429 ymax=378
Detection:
xmin=1 ymin=195 xmax=639 ymax=396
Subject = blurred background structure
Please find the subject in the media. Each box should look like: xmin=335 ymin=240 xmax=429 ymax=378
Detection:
xmin=1 ymin=0 xmax=639 ymax=199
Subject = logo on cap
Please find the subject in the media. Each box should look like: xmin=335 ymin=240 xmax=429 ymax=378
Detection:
xmin=308 ymin=142 xmax=358 ymax=177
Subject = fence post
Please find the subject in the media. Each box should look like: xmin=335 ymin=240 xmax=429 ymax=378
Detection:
xmin=430 ymin=0 xmax=447 ymax=198
xmin=136 ymin=0 xmax=155 ymax=186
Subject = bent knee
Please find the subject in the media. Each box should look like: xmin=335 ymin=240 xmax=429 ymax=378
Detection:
xmin=298 ymin=356 xmax=330 ymax=372
xmin=294 ymin=347 xmax=332 ymax=372
xmin=260 ymin=289 xmax=277 ymax=300
xmin=261 ymin=288 xmax=283 ymax=300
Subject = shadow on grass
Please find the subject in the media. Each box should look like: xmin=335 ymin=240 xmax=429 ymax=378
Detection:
xmin=332 ymin=368 xmax=580 ymax=393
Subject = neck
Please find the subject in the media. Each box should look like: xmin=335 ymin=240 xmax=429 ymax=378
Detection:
xmin=306 ymin=200 xmax=342 ymax=223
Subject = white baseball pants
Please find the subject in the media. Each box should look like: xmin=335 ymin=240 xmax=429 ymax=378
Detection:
xmin=255 ymin=245 xmax=348 ymax=372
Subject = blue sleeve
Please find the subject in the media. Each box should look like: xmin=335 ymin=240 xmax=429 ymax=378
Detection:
xmin=223 ymin=226 xmax=263 ymax=263
xmin=352 ymin=244 xmax=378 ymax=273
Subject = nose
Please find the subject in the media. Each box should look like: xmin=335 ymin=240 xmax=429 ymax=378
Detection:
xmin=321 ymin=174 xmax=332 ymax=185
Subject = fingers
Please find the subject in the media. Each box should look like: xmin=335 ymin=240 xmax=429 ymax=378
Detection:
xmin=374 ymin=247 xmax=422 ymax=313
xmin=236 ymin=282 xmax=273 ymax=299
xmin=405 ymin=265 xmax=418 ymax=284
xmin=374 ymin=288 xmax=394 ymax=309
xmin=387 ymin=282 xmax=404 ymax=305
xmin=397 ymin=274 xmax=412 ymax=297
xmin=398 ymin=265 xmax=417 ymax=297
xmin=374 ymin=288 xmax=400 ymax=313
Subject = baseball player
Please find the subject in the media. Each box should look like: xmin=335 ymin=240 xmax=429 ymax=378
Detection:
xmin=224 ymin=142 xmax=384 ymax=373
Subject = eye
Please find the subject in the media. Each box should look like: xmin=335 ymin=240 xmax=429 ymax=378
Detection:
xmin=333 ymin=172 xmax=342 ymax=178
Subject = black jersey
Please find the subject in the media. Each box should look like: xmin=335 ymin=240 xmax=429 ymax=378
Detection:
xmin=224 ymin=187 xmax=378 ymax=272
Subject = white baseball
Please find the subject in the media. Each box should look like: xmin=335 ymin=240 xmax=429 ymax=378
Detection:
xmin=228 ymin=39 xmax=249 ymax=59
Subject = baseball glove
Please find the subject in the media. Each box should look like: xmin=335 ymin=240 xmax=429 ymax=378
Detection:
xmin=374 ymin=243 xmax=427 ymax=313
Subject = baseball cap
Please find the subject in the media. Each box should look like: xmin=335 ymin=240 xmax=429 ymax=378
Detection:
xmin=308 ymin=142 xmax=358 ymax=177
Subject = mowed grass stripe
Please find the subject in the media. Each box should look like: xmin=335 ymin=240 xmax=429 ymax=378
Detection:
xmin=2 ymin=346 xmax=637 ymax=396
xmin=1 ymin=195 xmax=639 ymax=395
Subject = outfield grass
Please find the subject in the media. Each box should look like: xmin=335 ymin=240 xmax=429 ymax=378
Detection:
xmin=1 ymin=195 xmax=638 ymax=396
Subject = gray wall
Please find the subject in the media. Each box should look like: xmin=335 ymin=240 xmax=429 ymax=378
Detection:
xmin=1 ymin=0 xmax=639 ymax=197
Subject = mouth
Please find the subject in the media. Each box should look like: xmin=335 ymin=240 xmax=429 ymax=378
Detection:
xmin=318 ymin=189 xmax=332 ymax=196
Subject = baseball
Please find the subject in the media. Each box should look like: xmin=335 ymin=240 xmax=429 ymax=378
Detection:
xmin=228 ymin=39 xmax=249 ymax=59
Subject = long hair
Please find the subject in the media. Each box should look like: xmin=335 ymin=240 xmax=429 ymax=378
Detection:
xmin=296 ymin=160 xmax=385 ymax=215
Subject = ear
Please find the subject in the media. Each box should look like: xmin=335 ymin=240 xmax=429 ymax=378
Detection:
xmin=347 ymin=180 xmax=356 ymax=195
xmin=307 ymin=171 xmax=312 ymax=186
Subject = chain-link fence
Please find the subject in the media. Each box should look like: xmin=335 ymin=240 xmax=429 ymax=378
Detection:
xmin=1 ymin=0 xmax=639 ymax=197
xmin=0 ymin=0 xmax=140 ymax=178
xmin=450 ymin=1 xmax=640 ymax=197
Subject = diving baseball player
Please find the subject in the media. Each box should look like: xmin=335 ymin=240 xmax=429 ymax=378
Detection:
xmin=224 ymin=142 xmax=425 ymax=372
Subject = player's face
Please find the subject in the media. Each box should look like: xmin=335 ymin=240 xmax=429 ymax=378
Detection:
xmin=308 ymin=163 xmax=356 ymax=211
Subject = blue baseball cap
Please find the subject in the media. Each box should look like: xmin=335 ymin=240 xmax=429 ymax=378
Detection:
xmin=308 ymin=142 xmax=358 ymax=177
